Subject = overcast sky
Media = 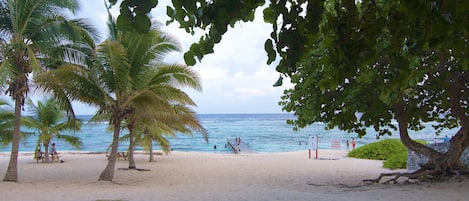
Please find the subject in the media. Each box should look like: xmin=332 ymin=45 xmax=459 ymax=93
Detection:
xmin=65 ymin=0 xmax=293 ymax=115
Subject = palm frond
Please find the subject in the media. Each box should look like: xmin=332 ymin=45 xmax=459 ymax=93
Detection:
xmin=150 ymin=64 xmax=202 ymax=91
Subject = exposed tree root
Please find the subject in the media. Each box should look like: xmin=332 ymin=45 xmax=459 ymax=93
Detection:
xmin=364 ymin=167 xmax=469 ymax=184
xmin=307 ymin=182 xmax=367 ymax=189
xmin=117 ymin=168 xmax=151 ymax=171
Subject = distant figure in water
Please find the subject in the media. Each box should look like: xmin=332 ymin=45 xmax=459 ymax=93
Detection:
xmin=351 ymin=138 xmax=356 ymax=150
xmin=214 ymin=145 xmax=217 ymax=150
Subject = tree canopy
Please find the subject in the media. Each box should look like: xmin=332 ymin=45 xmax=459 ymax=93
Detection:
xmin=111 ymin=0 xmax=468 ymax=180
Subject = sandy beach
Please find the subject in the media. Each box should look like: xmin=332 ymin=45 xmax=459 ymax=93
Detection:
xmin=0 ymin=150 xmax=467 ymax=201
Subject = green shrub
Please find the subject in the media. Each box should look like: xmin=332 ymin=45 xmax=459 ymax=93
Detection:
xmin=347 ymin=139 xmax=407 ymax=160
xmin=348 ymin=138 xmax=427 ymax=170
xmin=383 ymin=152 xmax=408 ymax=169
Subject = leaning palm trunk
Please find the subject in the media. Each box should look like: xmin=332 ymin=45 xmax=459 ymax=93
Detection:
xmin=3 ymin=96 xmax=22 ymax=181
xmin=148 ymin=137 xmax=155 ymax=162
xmin=99 ymin=120 xmax=122 ymax=181
xmin=128 ymin=125 xmax=136 ymax=169
xmin=43 ymin=142 xmax=51 ymax=163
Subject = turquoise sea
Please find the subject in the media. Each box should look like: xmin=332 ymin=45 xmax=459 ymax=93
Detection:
xmin=0 ymin=113 xmax=458 ymax=153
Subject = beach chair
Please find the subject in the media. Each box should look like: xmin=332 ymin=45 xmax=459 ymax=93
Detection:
xmin=117 ymin=152 xmax=128 ymax=160
xmin=106 ymin=152 xmax=128 ymax=160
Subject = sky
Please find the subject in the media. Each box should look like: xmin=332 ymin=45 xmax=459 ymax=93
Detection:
xmin=46 ymin=0 xmax=293 ymax=115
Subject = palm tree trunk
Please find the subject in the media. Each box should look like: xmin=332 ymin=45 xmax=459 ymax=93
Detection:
xmin=149 ymin=137 xmax=155 ymax=162
xmin=128 ymin=125 xmax=136 ymax=169
xmin=98 ymin=119 xmax=121 ymax=181
xmin=3 ymin=96 xmax=22 ymax=181
xmin=44 ymin=143 xmax=50 ymax=163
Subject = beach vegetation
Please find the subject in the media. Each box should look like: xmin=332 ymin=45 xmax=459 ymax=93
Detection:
xmin=122 ymin=0 xmax=469 ymax=183
xmin=122 ymin=104 xmax=207 ymax=163
xmin=106 ymin=13 xmax=207 ymax=169
xmin=22 ymin=98 xmax=82 ymax=163
xmin=0 ymin=100 xmax=14 ymax=146
xmin=0 ymin=0 xmax=96 ymax=182
xmin=348 ymin=139 xmax=427 ymax=170
xmin=348 ymin=139 xmax=407 ymax=161
xmin=383 ymin=152 xmax=408 ymax=170
xmin=34 ymin=11 xmax=206 ymax=181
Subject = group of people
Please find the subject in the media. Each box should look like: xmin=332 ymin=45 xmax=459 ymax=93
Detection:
xmin=36 ymin=143 xmax=59 ymax=162
xmin=345 ymin=138 xmax=356 ymax=151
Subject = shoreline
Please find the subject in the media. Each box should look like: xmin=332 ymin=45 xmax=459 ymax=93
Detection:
xmin=1 ymin=150 xmax=468 ymax=201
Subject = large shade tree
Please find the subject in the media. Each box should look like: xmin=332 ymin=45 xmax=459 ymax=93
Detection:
xmin=22 ymin=98 xmax=82 ymax=163
xmin=0 ymin=0 xmax=95 ymax=182
xmin=111 ymin=0 xmax=468 ymax=181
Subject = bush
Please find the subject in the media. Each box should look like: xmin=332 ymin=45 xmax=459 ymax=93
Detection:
xmin=383 ymin=152 xmax=408 ymax=169
xmin=347 ymin=139 xmax=407 ymax=160
xmin=347 ymin=139 xmax=427 ymax=170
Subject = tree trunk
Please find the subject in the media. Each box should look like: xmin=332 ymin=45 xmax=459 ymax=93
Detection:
xmin=128 ymin=125 xmax=136 ymax=169
xmin=3 ymin=96 xmax=22 ymax=182
xmin=44 ymin=143 xmax=51 ymax=163
xmin=395 ymin=101 xmax=442 ymax=158
xmin=149 ymin=137 xmax=154 ymax=162
xmin=98 ymin=119 xmax=121 ymax=181
xmin=439 ymin=126 xmax=469 ymax=171
xmin=395 ymin=101 xmax=469 ymax=173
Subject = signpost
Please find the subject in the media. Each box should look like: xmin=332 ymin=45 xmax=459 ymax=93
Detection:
xmin=308 ymin=135 xmax=318 ymax=159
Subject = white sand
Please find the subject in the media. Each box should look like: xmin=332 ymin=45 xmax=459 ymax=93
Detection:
xmin=0 ymin=150 xmax=467 ymax=201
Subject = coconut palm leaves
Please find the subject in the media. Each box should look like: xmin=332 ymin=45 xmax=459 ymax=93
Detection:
xmin=125 ymin=104 xmax=208 ymax=163
xmin=35 ymin=20 xmax=206 ymax=181
xmin=0 ymin=0 xmax=96 ymax=182
xmin=0 ymin=99 xmax=14 ymax=146
xmin=22 ymin=98 xmax=82 ymax=163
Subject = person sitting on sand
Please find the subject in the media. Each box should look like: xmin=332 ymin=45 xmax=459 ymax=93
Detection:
xmin=36 ymin=148 xmax=44 ymax=161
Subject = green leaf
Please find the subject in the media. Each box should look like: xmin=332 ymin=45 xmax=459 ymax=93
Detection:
xmin=116 ymin=15 xmax=134 ymax=32
xmin=134 ymin=13 xmax=151 ymax=34
xmin=109 ymin=0 xmax=118 ymax=6
xmin=273 ymin=75 xmax=283 ymax=87
xmin=265 ymin=39 xmax=276 ymax=64
xmin=184 ymin=51 xmax=196 ymax=66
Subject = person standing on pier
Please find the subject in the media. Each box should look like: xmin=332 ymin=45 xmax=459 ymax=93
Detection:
xmin=236 ymin=137 xmax=241 ymax=152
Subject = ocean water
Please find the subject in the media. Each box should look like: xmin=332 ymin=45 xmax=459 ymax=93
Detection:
xmin=0 ymin=113 xmax=458 ymax=153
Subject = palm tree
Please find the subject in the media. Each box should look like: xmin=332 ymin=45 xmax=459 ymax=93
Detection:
xmin=35 ymin=18 xmax=206 ymax=181
xmin=22 ymin=98 xmax=82 ymax=163
xmin=123 ymin=104 xmax=207 ymax=163
xmin=111 ymin=17 xmax=207 ymax=169
xmin=0 ymin=0 xmax=95 ymax=181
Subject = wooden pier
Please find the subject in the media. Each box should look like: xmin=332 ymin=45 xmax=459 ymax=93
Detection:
xmin=227 ymin=139 xmax=256 ymax=154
